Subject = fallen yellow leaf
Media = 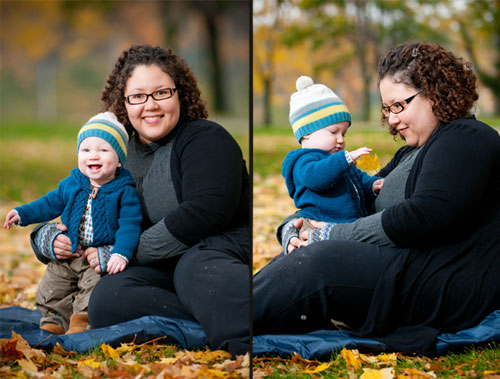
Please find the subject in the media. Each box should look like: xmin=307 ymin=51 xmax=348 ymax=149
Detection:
xmin=159 ymin=357 xmax=179 ymax=364
xmin=397 ymin=368 xmax=437 ymax=378
xmin=101 ymin=343 xmax=119 ymax=360
xmin=17 ymin=358 xmax=39 ymax=374
xmin=116 ymin=342 xmax=138 ymax=353
xmin=78 ymin=358 xmax=102 ymax=369
xmin=360 ymin=367 xmax=394 ymax=379
xmin=304 ymin=362 xmax=332 ymax=373
xmin=360 ymin=352 xmax=398 ymax=366
xmin=342 ymin=348 xmax=362 ymax=370
xmin=192 ymin=350 xmax=232 ymax=362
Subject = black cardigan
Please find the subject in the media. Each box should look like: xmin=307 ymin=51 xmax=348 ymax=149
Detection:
xmin=166 ymin=119 xmax=249 ymax=246
xmin=359 ymin=117 xmax=500 ymax=355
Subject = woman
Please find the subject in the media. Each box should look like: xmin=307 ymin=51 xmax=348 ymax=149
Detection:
xmin=253 ymin=41 xmax=500 ymax=356
xmin=31 ymin=44 xmax=250 ymax=354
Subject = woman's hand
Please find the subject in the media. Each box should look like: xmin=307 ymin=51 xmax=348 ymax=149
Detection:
xmin=298 ymin=219 xmax=327 ymax=240
xmin=373 ymin=178 xmax=385 ymax=194
xmin=287 ymin=218 xmax=327 ymax=253
xmin=107 ymin=255 xmax=127 ymax=275
xmin=53 ymin=224 xmax=81 ymax=260
xmin=82 ymin=247 xmax=101 ymax=273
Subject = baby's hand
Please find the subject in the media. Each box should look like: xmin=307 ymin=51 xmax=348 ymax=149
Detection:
xmin=3 ymin=210 xmax=20 ymax=229
xmin=107 ymin=254 xmax=127 ymax=275
xmin=349 ymin=147 xmax=372 ymax=162
xmin=373 ymin=178 xmax=385 ymax=194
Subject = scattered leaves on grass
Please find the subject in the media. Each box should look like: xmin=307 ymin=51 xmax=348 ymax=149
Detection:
xmin=253 ymin=174 xmax=295 ymax=272
xmin=0 ymin=332 xmax=250 ymax=377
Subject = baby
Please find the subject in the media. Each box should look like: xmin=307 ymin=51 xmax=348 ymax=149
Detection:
xmin=4 ymin=112 xmax=142 ymax=334
xmin=282 ymin=76 xmax=383 ymax=240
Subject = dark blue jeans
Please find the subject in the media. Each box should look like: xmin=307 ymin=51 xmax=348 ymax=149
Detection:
xmin=253 ymin=239 xmax=403 ymax=335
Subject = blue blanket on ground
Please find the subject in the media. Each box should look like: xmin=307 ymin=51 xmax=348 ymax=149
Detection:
xmin=1 ymin=307 xmax=499 ymax=359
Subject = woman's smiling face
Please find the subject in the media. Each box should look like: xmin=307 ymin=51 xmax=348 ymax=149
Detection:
xmin=380 ymin=77 xmax=439 ymax=147
xmin=124 ymin=64 xmax=181 ymax=144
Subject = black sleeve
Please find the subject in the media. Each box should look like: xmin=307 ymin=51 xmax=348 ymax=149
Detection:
xmin=382 ymin=124 xmax=500 ymax=247
xmin=165 ymin=121 xmax=248 ymax=246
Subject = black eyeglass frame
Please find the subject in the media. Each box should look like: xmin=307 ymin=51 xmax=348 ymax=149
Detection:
xmin=125 ymin=88 xmax=177 ymax=105
xmin=381 ymin=91 xmax=422 ymax=117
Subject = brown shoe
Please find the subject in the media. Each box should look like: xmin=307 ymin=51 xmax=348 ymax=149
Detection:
xmin=65 ymin=313 xmax=89 ymax=334
xmin=41 ymin=323 xmax=65 ymax=335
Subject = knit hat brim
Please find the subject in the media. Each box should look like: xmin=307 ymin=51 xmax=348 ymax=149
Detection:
xmin=77 ymin=112 xmax=129 ymax=164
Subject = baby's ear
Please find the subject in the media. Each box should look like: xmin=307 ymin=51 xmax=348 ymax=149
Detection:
xmin=118 ymin=162 xmax=122 ymax=168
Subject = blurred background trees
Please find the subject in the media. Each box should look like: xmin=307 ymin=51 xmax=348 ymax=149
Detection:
xmin=0 ymin=0 xmax=249 ymax=203
xmin=254 ymin=0 xmax=499 ymax=127
xmin=0 ymin=0 xmax=250 ymax=123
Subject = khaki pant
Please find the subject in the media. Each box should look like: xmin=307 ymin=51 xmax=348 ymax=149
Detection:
xmin=35 ymin=256 xmax=100 ymax=330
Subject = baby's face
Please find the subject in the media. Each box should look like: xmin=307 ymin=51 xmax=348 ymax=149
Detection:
xmin=78 ymin=137 xmax=120 ymax=187
xmin=301 ymin=121 xmax=349 ymax=154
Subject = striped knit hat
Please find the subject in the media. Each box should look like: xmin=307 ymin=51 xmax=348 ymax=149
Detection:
xmin=77 ymin=112 xmax=129 ymax=164
xmin=289 ymin=76 xmax=351 ymax=143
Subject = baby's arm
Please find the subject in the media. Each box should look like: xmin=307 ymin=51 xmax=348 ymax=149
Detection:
xmin=348 ymin=147 xmax=372 ymax=163
xmin=4 ymin=210 xmax=20 ymax=229
xmin=106 ymin=254 xmax=128 ymax=275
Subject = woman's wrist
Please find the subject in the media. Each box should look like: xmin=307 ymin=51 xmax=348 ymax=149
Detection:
xmin=97 ymin=245 xmax=113 ymax=273
xmin=33 ymin=223 xmax=62 ymax=261
xmin=308 ymin=223 xmax=336 ymax=244
xmin=281 ymin=219 xmax=299 ymax=255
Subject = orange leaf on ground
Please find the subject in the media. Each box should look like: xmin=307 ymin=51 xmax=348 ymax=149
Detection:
xmin=0 ymin=332 xmax=45 ymax=361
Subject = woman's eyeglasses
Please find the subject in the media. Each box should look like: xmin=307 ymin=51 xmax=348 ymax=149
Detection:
xmin=125 ymin=88 xmax=177 ymax=105
xmin=381 ymin=92 xmax=422 ymax=117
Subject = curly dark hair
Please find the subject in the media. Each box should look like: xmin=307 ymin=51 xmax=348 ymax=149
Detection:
xmin=378 ymin=41 xmax=478 ymax=136
xmin=101 ymin=44 xmax=208 ymax=135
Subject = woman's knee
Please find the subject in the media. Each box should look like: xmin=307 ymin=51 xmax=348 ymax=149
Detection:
xmin=174 ymin=248 xmax=223 ymax=294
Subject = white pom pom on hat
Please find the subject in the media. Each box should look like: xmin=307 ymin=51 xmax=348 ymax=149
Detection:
xmin=289 ymin=75 xmax=351 ymax=143
xmin=296 ymin=75 xmax=314 ymax=91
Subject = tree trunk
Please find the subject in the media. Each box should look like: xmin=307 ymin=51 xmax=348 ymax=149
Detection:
xmin=263 ymin=77 xmax=272 ymax=127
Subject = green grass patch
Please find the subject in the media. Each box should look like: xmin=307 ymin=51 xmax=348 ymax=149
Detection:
xmin=1 ymin=121 xmax=78 ymax=203
xmin=1 ymin=120 xmax=81 ymax=140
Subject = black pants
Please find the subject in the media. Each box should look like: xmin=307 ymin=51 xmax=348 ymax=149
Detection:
xmin=253 ymin=239 xmax=402 ymax=335
xmin=89 ymin=226 xmax=250 ymax=352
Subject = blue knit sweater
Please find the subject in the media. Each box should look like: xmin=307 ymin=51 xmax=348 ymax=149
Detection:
xmin=16 ymin=167 xmax=142 ymax=260
xmin=282 ymin=148 xmax=378 ymax=223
